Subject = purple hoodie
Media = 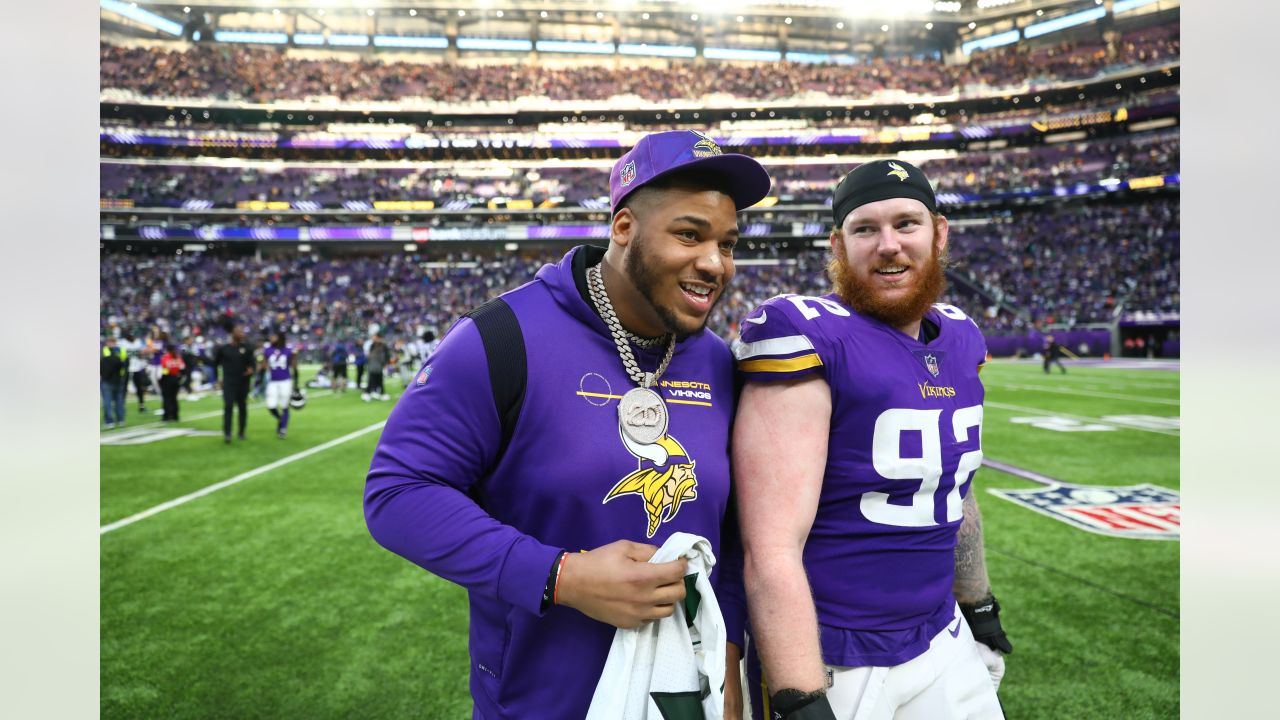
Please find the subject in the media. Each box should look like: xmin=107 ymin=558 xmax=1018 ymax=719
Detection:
xmin=365 ymin=245 xmax=743 ymax=719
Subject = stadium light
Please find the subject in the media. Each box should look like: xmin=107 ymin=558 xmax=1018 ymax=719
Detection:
xmin=457 ymin=37 xmax=534 ymax=51
xmin=1114 ymin=0 xmax=1159 ymax=13
xmin=786 ymin=52 xmax=856 ymax=64
xmin=372 ymin=35 xmax=449 ymax=48
xmin=618 ymin=43 xmax=696 ymax=58
xmin=836 ymin=22 xmax=844 ymax=29
xmin=535 ymin=40 xmax=615 ymax=54
xmin=704 ymin=47 xmax=782 ymax=62
xmin=784 ymin=17 xmax=792 ymax=24
xmin=327 ymin=34 xmax=370 ymax=46
xmin=961 ymin=29 xmax=1020 ymax=55
xmin=1024 ymin=7 xmax=1106 ymax=39
xmin=409 ymin=9 xmax=416 ymax=16
xmin=100 ymin=0 xmax=184 ymax=36
xmin=214 ymin=30 xmax=289 ymax=44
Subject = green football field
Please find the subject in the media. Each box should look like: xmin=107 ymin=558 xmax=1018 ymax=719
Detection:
xmin=100 ymin=360 xmax=1179 ymax=719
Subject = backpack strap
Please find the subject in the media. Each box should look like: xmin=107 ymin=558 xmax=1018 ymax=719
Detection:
xmin=462 ymin=298 xmax=527 ymax=461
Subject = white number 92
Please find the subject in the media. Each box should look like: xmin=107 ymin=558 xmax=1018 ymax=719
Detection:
xmin=864 ymin=406 xmax=983 ymax=527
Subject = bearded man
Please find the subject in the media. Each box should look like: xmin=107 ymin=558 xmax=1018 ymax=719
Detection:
xmin=731 ymin=160 xmax=1012 ymax=720
xmin=365 ymin=130 xmax=770 ymax=719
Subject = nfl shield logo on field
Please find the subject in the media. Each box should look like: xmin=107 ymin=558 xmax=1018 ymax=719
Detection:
xmin=989 ymin=483 xmax=1180 ymax=540
xmin=923 ymin=353 xmax=940 ymax=377
xmin=620 ymin=160 xmax=637 ymax=187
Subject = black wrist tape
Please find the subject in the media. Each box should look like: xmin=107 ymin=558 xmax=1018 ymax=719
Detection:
xmin=960 ymin=595 xmax=1014 ymax=654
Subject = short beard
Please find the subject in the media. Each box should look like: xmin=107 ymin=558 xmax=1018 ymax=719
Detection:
xmin=625 ymin=232 xmax=725 ymax=342
xmin=828 ymin=230 xmax=948 ymax=330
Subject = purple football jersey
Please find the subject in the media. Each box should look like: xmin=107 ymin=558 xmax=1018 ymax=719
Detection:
xmin=734 ymin=293 xmax=987 ymax=667
xmin=263 ymin=345 xmax=292 ymax=381
xmin=365 ymin=246 xmax=741 ymax=719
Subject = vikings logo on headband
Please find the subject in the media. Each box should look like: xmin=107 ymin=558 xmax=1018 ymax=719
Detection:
xmin=832 ymin=158 xmax=938 ymax=227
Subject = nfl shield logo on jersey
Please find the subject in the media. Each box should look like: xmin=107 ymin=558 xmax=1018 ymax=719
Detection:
xmin=989 ymin=483 xmax=1180 ymax=540
xmin=620 ymin=160 xmax=637 ymax=187
xmin=923 ymin=353 xmax=940 ymax=377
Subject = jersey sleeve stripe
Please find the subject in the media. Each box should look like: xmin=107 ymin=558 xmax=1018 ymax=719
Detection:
xmin=732 ymin=334 xmax=816 ymax=361
xmin=737 ymin=354 xmax=823 ymax=374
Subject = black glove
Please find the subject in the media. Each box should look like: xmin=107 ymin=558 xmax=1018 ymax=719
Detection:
xmin=769 ymin=689 xmax=837 ymax=720
xmin=960 ymin=595 xmax=1014 ymax=654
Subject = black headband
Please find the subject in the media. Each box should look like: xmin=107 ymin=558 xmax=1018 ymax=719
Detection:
xmin=832 ymin=159 xmax=937 ymax=227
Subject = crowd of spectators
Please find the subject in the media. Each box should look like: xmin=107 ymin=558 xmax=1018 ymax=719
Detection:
xmin=100 ymin=196 xmax=1178 ymax=353
xmin=99 ymin=23 xmax=1177 ymax=104
xmin=948 ymin=198 xmax=1179 ymax=332
xmin=101 ymin=132 xmax=1178 ymax=208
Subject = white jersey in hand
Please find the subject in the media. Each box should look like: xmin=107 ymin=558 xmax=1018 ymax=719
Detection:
xmin=586 ymin=532 xmax=727 ymax=720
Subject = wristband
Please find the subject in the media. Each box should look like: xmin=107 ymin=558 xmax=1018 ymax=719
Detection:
xmin=960 ymin=595 xmax=1014 ymax=654
xmin=553 ymin=551 xmax=569 ymax=605
xmin=539 ymin=550 xmax=568 ymax=614
xmin=769 ymin=689 xmax=836 ymax=720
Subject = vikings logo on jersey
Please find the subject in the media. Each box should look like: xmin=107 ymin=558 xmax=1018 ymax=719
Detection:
xmin=604 ymin=432 xmax=699 ymax=538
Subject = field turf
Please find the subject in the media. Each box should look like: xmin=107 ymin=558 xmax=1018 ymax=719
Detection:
xmin=101 ymin=360 xmax=1179 ymax=719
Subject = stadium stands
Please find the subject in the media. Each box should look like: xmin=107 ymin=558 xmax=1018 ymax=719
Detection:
xmin=100 ymin=132 xmax=1178 ymax=209
xmin=98 ymin=23 xmax=1177 ymax=104
xmin=100 ymin=193 xmax=1178 ymax=354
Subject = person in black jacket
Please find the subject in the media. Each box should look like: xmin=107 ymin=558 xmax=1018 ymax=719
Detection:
xmin=100 ymin=335 xmax=129 ymax=429
xmin=1043 ymin=334 xmax=1067 ymax=374
xmin=214 ymin=326 xmax=257 ymax=443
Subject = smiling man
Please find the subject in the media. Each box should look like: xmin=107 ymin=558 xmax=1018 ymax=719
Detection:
xmin=365 ymin=130 xmax=769 ymax=719
xmin=732 ymin=160 xmax=1011 ymax=720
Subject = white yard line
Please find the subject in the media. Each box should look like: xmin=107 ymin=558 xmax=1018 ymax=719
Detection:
xmin=984 ymin=382 xmax=1179 ymax=406
xmin=100 ymin=420 xmax=386 ymax=535
xmin=102 ymin=390 xmax=336 ymax=433
xmin=984 ymin=401 xmax=1179 ymax=437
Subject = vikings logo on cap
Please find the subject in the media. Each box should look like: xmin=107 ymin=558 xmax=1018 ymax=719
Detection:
xmin=886 ymin=161 xmax=910 ymax=182
xmin=605 ymin=432 xmax=699 ymax=538
xmin=619 ymin=159 xmax=637 ymax=187
xmin=690 ymin=131 xmax=722 ymax=158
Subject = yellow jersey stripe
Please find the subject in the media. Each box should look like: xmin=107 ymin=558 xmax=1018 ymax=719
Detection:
xmin=739 ymin=354 xmax=823 ymax=374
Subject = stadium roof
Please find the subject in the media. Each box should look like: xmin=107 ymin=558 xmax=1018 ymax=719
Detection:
xmin=102 ymin=0 xmax=1176 ymax=65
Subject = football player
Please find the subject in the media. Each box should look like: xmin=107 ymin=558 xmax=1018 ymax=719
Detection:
xmin=263 ymin=332 xmax=297 ymax=439
xmin=733 ymin=160 xmax=1011 ymax=719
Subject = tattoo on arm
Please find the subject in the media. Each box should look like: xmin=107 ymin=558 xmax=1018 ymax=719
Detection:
xmin=953 ymin=491 xmax=993 ymax=605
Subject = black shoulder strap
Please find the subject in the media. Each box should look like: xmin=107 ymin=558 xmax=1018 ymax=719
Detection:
xmin=463 ymin=298 xmax=527 ymax=460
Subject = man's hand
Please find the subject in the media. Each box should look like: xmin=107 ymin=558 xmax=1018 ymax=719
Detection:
xmin=555 ymin=539 xmax=687 ymax=629
xmin=974 ymin=643 xmax=1006 ymax=691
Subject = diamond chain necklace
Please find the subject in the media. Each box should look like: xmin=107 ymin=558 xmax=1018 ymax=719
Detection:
xmin=586 ymin=263 xmax=676 ymax=388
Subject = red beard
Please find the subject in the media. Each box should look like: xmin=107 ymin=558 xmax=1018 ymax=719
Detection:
xmin=828 ymin=239 xmax=948 ymax=330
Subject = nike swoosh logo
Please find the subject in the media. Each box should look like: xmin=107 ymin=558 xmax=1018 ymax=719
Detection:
xmin=948 ymin=615 xmax=963 ymax=638
xmin=744 ymin=310 xmax=768 ymax=325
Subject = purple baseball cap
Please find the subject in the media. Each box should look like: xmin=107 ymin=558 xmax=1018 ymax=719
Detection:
xmin=609 ymin=130 xmax=772 ymax=214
